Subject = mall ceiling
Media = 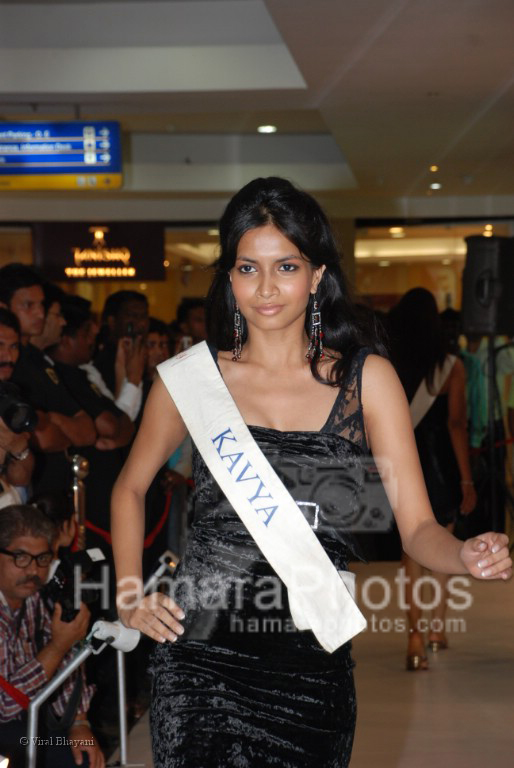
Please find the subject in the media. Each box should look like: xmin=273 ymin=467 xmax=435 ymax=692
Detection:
xmin=1 ymin=0 xmax=514 ymax=222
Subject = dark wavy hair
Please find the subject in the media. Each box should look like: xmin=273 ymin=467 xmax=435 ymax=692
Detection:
xmin=388 ymin=287 xmax=448 ymax=400
xmin=206 ymin=177 xmax=386 ymax=386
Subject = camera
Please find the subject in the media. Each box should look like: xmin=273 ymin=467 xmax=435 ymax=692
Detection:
xmin=125 ymin=321 xmax=140 ymax=339
xmin=0 ymin=381 xmax=37 ymax=434
xmin=42 ymin=547 xmax=106 ymax=622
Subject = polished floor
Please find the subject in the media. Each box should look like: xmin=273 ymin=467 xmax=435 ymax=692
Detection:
xmin=109 ymin=561 xmax=514 ymax=767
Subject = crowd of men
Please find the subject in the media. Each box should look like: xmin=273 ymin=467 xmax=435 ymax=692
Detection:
xmin=0 ymin=263 xmax=205 ymax=766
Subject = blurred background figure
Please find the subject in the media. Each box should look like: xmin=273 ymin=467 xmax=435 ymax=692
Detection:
xmin=389 ymin=288 xmax=477 ymax=670
xmin=0 ymin=264 xmax=96 ymax=496
xmin=0 ymin=308 xmax=35 ymax=506
xmin=440 ymin=307 xmax=462 ymax=356
xmin=460 ymin=333 xmax=514 ymax=536
xmin=31 ymin=282 xmax=67 ymax=353
xmin=94 ymin=289 xmax=148 ymax=405
xmin=144 ymin=317 xmax=170 ymax=389
xmin=172 ymin=297 xmax=206 ymax=354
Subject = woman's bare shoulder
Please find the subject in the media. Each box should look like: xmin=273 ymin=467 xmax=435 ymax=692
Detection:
xmin=361 ymin=354 xmax=403 ymax=397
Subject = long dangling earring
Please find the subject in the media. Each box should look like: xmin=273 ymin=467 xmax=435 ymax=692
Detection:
xmin=306 ymin=296 xmax=324 ymax=361
xmin=232 ymin=303 xmax=242 ymax=361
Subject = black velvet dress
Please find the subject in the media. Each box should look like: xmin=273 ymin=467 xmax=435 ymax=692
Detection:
xmin=414 ymin=394 xmax=461 ymax=526
xmin=149 ymin=349 xmax=371 ymax=767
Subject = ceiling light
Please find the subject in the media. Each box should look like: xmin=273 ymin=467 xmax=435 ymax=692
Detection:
xmin=163 ymin=260 xmax=170 ymax=268
xmin=207 ymin=228 xmax=219 ymax=236
xmin=430 ymin=165 xmax=439 ymax=172
xmin=484 ymin=224 xmax=493 ymax=231
xmin=483 ymin=231 xmax=493 ymax=237
xmin=257 ymin=125 xmax=277 ymax=134
xmin=430 ymin=182 xmax=442 ymax=190
xmin=389 ymin=227 xmax=404 ymax=234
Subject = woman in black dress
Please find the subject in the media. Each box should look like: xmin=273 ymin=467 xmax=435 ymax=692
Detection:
xmin=389 ymin=289 xmax=477 ymax=669
xmin=112 ymin=178 xmax=511 ymax=767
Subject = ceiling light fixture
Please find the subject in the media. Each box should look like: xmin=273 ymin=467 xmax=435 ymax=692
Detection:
xmin=483 ymin=231 xmax=493 ymax=238
xmin=484 ymin=224 xmax=493 ymax=231
xmin=430 ymin=182 xmax=442 ymax=190
xmin=257 ymin=125 xmax=277 ymax=134
xmin=389 ymin=227 xmax=404 ymax=234
xmin=430 ymin=165 xmax=439 ymax=172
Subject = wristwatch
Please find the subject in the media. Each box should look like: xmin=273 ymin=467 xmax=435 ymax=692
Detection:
xmin=10 ymin=447 xmax=30 ymax=461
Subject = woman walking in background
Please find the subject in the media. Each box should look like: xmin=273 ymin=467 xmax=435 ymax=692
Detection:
xmin=389 ymin=288 xmax=477 ymax=670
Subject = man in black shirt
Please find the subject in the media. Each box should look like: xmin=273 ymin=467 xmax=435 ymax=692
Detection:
xmin=0 ymin=265 xmax=96 ymax=495
xmin=48 ymin=296 xmax=134 ymax=547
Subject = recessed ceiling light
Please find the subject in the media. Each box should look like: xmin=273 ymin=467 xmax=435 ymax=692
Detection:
xmin=163 ymin=260 xmax=170 ymax=268
xmin=257 ymin=125 xmax=277 ymax=134
xmin=484 ymin=224 xmax=493 ymax=231
xmin=389 ymin=227 xmax=404 ymax=234
xmin=430 ymin=182 xmax=442 ymax=190
xmin=430 ymin=165 xmax=439 ymax=172
xmin=207 ymin=228 xmax=219 ymax=236
xmin=483 ymin=231 xmax=493 ymax=237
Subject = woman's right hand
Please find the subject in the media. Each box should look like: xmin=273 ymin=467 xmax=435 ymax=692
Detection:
xmin=118 ymin=592 xmax=185 ymax=644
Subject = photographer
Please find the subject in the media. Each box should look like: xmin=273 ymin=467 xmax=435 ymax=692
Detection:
xmin=89 ymin=290 xmax=148 ymax=422
xmin=0 ymin=309 xmax=34 ymax=501
xmin=0 ymin=504 xmax=104 ymax=767
xmin=0 ymin=264 xmax=96 ymax=495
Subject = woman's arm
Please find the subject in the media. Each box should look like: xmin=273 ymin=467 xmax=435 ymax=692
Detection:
xmin=111 ymin=375 xmax=188 ymax=642
xmin=445 ymin=357 xmax=477 ymax=514
xmin=361 ymin=355 xmax=511 ymax=579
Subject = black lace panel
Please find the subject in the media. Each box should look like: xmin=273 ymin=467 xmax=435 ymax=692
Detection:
xmin=323 ymin=348 xmax=370 ymax=450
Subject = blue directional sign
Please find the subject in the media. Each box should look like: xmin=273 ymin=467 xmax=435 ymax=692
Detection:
xmin=0 ymin=121 xmax=122 ymax=189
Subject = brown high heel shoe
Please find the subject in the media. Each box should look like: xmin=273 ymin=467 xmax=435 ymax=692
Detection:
xmin=406 ymin=628 xmax=429 ymax=671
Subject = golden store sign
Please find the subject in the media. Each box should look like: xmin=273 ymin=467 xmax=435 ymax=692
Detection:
xmin=65 ymin=226 xmax=137 ymax=279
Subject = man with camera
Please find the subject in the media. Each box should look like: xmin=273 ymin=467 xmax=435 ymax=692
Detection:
xmin=0 ymin=308 xmax=35 ymax=504
xmin=0 ymin=264 xmax=96 ymax=495
xmin=91 ymin=290 xmax=148 ymax=421
xmin=0 ymin=504 xmax=104 ymax=767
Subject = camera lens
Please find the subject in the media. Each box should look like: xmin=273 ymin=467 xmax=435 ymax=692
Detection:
xmin=3 ymin=402 xmax=38 ymax=433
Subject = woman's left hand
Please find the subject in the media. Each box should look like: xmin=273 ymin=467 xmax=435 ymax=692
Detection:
xmin=460 ymin=532 xmax=512 ymax=580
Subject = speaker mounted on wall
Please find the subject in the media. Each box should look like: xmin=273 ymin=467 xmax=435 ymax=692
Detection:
xmin=461 ymin=235 xmax=514 ymax=336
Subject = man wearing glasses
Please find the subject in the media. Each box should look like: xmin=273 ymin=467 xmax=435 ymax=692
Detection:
xmin=0 ymin=504 xmax=104 ymax=767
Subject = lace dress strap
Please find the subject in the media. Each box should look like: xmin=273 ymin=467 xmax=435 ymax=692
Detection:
xmin=323 ymin=347 xmax=372 ymax=451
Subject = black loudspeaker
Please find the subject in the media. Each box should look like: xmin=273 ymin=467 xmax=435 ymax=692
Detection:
xmin=461 ymin=235 xmax=514 ymax=336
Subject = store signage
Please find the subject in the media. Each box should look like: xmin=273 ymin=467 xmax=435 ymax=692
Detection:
xmin=0 ymin=121 xmax=122 ymax=190
xmin=33 ymin=222 xmax=164 ymax=281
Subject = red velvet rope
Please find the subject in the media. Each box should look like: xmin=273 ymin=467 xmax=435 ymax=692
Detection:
xmin=0 ymin=673 xmax=30 ymax=710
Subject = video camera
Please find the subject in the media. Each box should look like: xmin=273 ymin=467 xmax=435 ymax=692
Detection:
xmin=41 ymin=547 xmax=106 ymax=622
xmin=0 ymin=381 xmax=37 ymax=433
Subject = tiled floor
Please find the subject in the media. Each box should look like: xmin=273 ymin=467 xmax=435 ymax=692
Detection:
xmin=109 ymin=561 xmax=514 ymax=767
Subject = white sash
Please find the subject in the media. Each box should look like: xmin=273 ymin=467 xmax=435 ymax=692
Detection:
xmin=157 ymin=342 xmax=367 ymax=653
xmin=410 ymin=354 xmax=456 ymax=429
